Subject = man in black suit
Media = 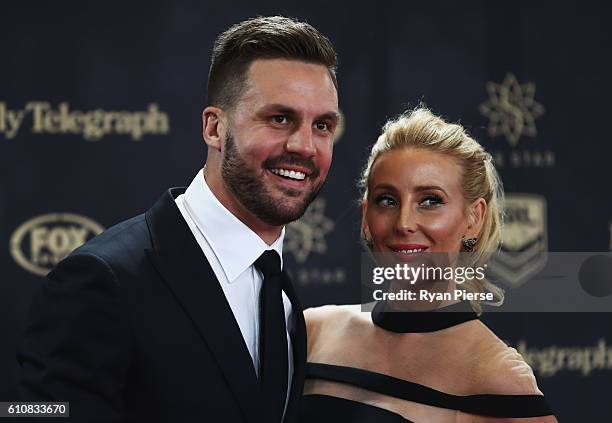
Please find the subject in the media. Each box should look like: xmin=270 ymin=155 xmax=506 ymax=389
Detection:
xmin=18 ymin=16 xmax=340 ymax=423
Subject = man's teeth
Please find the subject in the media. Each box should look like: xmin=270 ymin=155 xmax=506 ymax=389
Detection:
xmin=395 ymin=248 xmax=425 ymax=254
xmin=270 ymin=168 xmax=306 ymax=181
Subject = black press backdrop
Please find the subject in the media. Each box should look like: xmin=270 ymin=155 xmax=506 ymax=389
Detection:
xmin=1 ymin=2 xmax=611 ymax=421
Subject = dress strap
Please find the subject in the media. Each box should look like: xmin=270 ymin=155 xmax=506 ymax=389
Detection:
xmin=371 ymin=300 xmax=478 ymax=333
xmin=301 ymin=395 xmax=414 ymax=423
xmin=306 ymin=363 xmax=553 ymax=418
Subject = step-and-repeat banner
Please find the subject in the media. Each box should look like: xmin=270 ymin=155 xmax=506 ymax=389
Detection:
xmin=1 ymin=2 xmax=610 ymax=420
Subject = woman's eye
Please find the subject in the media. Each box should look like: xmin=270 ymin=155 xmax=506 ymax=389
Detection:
xmin=376 ymin=195 xmax=397 ymax=207
xmin=420 ymin=195 xmax=443 ymax=208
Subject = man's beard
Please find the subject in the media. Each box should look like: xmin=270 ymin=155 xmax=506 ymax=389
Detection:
xmin=221 ymin=131 xmax=324 ymax=226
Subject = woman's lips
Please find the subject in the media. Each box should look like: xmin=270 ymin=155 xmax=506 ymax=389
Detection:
xmin=388 ymin=244 xmax=429 ymax=254
xmin=386 ymin=244 xmax=430 ymax=263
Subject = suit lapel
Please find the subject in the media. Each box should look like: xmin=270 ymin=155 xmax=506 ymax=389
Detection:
xmin=144 ymin=188 xmax=262 ymax=423
xmin=281 ymin=272 xmax=307 ymax=423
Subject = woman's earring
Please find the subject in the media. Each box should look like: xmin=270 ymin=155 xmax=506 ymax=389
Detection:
xmin=363 ymin=232 xmax=373 ymax=249
xmin=462 ymin=237 xmax=477 ymax=252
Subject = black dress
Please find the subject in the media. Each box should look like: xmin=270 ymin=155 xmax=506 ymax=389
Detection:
xmin=299 ymin=302 xmax=554 ymax=422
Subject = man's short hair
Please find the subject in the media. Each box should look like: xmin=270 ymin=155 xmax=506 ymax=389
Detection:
xmin=207 ymin=16 xmax=338 ymax=110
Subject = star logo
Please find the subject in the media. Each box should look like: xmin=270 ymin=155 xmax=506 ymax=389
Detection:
xmin=285 ymin=198 xmax=334 ymax=264
xmin=479 ymin=73 xmax=545 ymax=147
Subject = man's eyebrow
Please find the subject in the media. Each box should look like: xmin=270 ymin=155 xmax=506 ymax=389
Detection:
xmin=258 ymin=104 xmax=340 ymax=121
xmin=317 ymin=112 xmax=340 ymax=122
xmin=255 ymin=104 xmax=299 ymax=117
xmin=259 ymin=104 xmax=297 ymax=115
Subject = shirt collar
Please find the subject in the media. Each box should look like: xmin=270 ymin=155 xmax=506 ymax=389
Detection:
xmin=182 ymin=169 xmax=285 ymax=283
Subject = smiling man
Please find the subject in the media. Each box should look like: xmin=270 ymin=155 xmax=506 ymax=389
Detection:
xmin=18 ymin=17 xmax=339 ymax=423
xmin=204 ymin=57 xmax=338 ymax=241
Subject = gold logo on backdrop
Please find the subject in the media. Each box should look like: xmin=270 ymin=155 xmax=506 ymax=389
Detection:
xmin=479 ymin=73 xmax=544 ymax=147
xmin=488 ymin=194 xmax=548 ymax=288
xmin=10 ymin=213 xmax=105 ymax=276
xmin=0 ymin=102 xmax=170 ymax=141
xmin=285 ymin=198 xmax=334 ymax=264
xmin=516 ymin=339 xmax=612 ymax=377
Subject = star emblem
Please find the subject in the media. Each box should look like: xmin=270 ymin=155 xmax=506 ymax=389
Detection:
xmin=285 ymin=198 xmax=334 ymax=264
xmin=479 ymin=73 xmax=545 ymax=147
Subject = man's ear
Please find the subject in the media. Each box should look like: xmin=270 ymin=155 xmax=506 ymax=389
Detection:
xmin=465 ymin=198 xmax=487 ymax=239
xmin=202 ymin=106 xmax=225 ymax=151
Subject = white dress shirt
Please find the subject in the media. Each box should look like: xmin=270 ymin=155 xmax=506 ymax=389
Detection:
xmin=174 ymin=169 xmax=293 ymax=415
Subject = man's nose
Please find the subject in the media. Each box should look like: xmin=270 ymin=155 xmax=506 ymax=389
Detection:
xmin=286 ymin=123 xmax=316 ymax=157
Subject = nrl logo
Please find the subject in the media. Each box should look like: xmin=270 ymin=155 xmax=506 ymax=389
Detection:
xmin=488 ymin=194 xmax=548 ymax=288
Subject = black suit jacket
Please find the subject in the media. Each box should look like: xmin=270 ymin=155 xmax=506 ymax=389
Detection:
xmin=17 ymin=188 xmax=307 ymax=423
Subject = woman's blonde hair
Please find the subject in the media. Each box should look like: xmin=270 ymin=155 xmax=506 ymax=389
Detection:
xmin=359 ymin=107 xmax=505 ymax=311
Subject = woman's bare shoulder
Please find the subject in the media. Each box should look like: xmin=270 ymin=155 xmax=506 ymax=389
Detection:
xmin=304 ymin=304 xmax=371 ymax=356
xmin=468 ymin=323 xmax=542 ymax=396
xmin=304 ymin=303 xmax=365 ymax=326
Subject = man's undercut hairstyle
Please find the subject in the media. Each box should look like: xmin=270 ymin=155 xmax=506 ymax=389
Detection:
xmin=207 ymin=16 xmax=338 ymax=110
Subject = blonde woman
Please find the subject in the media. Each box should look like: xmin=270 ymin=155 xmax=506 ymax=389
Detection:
xmin=300 ymin=108 xmax=557 ymax=422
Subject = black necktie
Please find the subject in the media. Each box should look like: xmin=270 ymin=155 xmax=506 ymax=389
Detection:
xmin=255 ymin=250 xmax=288 ymax=422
